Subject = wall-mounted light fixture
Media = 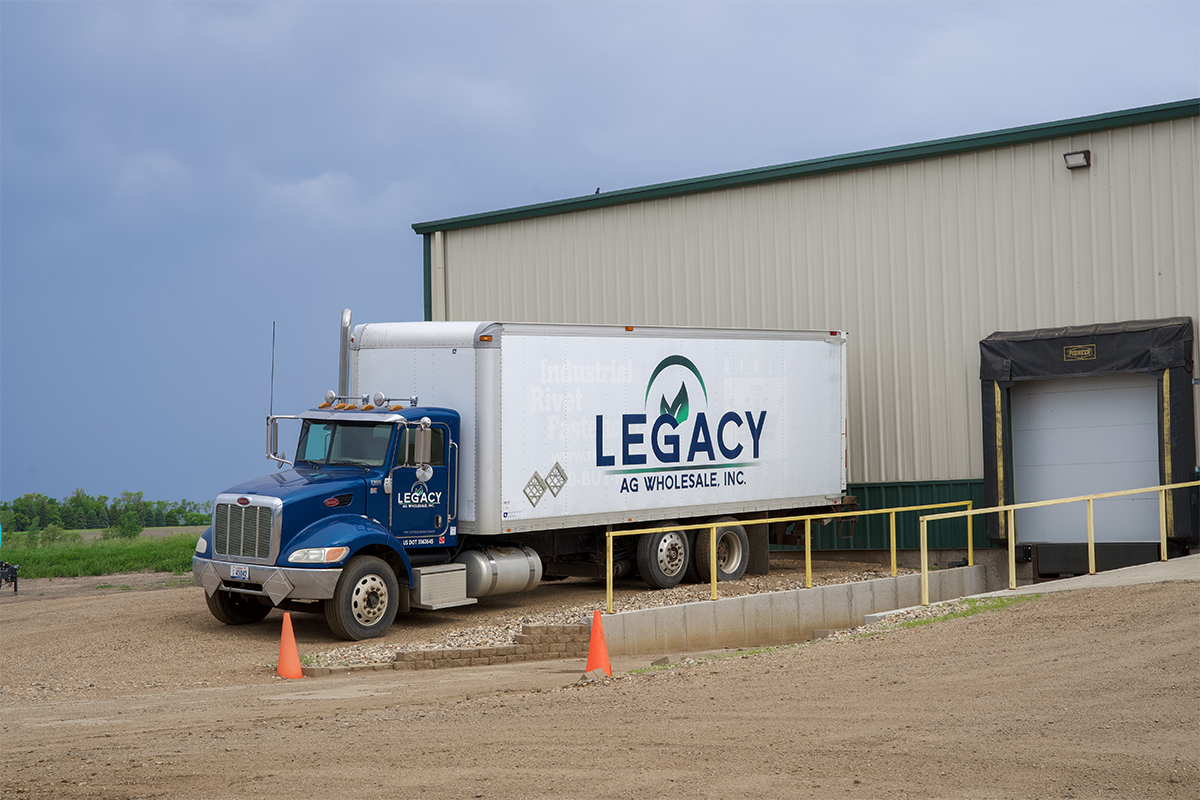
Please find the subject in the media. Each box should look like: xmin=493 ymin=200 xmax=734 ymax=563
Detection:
xmin=1063 ymin=150 xmax=1091 ymax=169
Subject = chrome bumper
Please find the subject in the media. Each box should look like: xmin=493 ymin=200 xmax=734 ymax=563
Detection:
xmin=192 ymin=556 xmax=342 ymax=605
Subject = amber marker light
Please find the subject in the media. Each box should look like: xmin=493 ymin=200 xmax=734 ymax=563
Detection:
xmin=479 ymin=335 xmax=493 ymax=342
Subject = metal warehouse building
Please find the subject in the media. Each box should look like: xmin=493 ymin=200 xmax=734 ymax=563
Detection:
xmin=412 ymin=99 xmax=1200 ymax=564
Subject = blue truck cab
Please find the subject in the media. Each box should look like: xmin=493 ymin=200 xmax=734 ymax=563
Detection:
xmin=192 ymin=402 xmax=461 ymax=640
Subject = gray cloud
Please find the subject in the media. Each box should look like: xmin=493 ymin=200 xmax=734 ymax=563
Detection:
xmin=2 ymin=0 xmax=1197 ymax=503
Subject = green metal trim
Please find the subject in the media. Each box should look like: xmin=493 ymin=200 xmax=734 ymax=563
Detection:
xmin=783 ymin=479 xmax=991 ymax=552
xmin=413 ymin=98 xmax=1199 ymax=235
xmin=423 ymin=233 xmax=432 ymax=322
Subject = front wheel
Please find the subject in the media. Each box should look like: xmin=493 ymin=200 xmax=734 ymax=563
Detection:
xmin=694 ymin=517 xmax=749 ymax=582
xmin=205 ymin=590 xmax=273 ymax=625
xmin=325 ymin=556 xmax=400 ymax=641
xmin=636 ymin=528 xmax=690 ymax=589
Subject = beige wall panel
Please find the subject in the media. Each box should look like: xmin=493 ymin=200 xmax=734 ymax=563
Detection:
xmin=439 ymin=118 xmax=1199 ymax=484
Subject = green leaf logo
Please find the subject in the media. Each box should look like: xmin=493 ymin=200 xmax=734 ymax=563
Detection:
xmin=644 ymin=355 xmax=708 ymax=420
xmin=661 ymin=384 xmax=689 ymax=423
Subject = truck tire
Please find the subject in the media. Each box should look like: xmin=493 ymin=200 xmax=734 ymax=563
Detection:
xmin=672 ymin=522 xmax=702 ymax=584
xmin=636 ymin=528 xmax=690 ymax=589
xmin=681 ymin=538 xmax=704 ymax=583
xmin=324 ymin=556 xmax=400 ymax=641
xmin=205 ymin=590 xmax=272 ymax=625
xmin=694 ymin=517 xmax=749 ymax=582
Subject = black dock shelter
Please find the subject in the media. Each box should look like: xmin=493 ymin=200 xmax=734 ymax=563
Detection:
xmin=979 ymin=317 xmax=1197 ymax=559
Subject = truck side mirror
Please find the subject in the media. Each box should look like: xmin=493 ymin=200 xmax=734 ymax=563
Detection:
xmin=265 ymin=415 xmax=296 ymax=469
xmin=269 ymin=421 xmax=288 ymax=466
xmin=414 ymin=419 xmax=433 ymax=466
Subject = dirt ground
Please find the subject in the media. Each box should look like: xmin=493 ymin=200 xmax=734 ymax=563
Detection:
xmin=0 ymin=566 xmax=1196 ymax=800
xmin=0 ymin=556 xmax=901 ymax=653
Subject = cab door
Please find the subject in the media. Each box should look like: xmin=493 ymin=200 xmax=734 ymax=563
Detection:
xmin=388 ymin=419 xmax=457 ymax=548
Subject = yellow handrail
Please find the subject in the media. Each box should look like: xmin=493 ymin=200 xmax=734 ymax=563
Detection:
xmin=918 ymin=479 xmax=1200 ymax=604
xmin=603 ymin=499 xmax=975 ymax=613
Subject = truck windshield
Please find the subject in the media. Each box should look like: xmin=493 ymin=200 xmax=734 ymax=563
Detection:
xmin=296 ymin=421 xmax=394 ymax=467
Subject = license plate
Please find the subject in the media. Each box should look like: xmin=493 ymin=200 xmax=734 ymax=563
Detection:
xmin=230 ymin=564 xmax=249 ymax=581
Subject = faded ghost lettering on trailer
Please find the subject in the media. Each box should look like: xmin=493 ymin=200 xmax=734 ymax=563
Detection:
xmin=534 ymin=359 xmax=633 ymax=443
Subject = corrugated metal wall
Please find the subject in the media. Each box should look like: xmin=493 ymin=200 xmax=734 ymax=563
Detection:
xmin=430 ymin=116 xmax=1200 ymax=486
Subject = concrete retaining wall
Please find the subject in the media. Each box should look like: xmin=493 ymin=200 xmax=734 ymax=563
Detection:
xmin=299 ymin=565 xmax=989 ymax=676
xmin=594 ymin=565 xmax=987 ymax=657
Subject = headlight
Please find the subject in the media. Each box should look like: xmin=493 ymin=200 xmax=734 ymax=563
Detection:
xmin=195 ymin=537 xmax=208 ymax=555
xmin=287 ymin=546 xmax=350 ymax=564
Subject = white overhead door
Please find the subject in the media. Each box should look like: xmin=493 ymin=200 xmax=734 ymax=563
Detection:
xmin=1010 ymin=373 xmax=1159 ymax=543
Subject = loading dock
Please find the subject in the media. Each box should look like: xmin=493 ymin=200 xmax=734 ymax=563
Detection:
xmin=979 ymin=317 xmax=1197 ymax=575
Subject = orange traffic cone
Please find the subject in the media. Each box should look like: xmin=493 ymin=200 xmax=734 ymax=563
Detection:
xmin=586 ymin=609 xmax=612 ymax=677
xmin=277 ymin=612 xmax=303 ymax=680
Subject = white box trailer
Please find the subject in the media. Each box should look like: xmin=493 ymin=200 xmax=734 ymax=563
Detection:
xmin=194 ymin=315 xmax=849 ymax=640
xmin=352 ymin=320 xmax=848 ymax=538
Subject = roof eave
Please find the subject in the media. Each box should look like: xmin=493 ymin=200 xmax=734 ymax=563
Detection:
xmin=412 ymin=97 xmax=1200 ymax=235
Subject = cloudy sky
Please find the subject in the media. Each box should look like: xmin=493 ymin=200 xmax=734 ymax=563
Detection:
xmin=2 ymin=1 xmax=1197 ymax=507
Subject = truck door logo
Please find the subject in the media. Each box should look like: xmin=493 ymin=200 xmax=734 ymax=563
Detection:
xmin=401 ymin=482 xmax=442 ymax=508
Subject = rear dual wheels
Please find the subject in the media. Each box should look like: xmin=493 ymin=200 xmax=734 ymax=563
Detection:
xmin=636 ymin=517 xmax=750 ymax=588
xmin=694 ymin=517 xmax=750 ymax=582
xmin=325 ymin=555 xmax=400 ymax=641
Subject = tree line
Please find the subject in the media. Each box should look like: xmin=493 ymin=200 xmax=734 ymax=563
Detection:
xmin=0 ymin=489 xmax=211 ymax=537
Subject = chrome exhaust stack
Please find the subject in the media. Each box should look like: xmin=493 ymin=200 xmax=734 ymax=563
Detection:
xmin=338 ymin=308 xmax=352 ymax=398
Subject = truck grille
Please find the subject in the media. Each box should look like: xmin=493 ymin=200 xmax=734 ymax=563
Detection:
xmin=214 ymin=503 xmax=274 ymax=560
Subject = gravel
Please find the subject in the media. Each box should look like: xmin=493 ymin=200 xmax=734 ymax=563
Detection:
xmin=820 ymin=596 xmax=976 ymax=642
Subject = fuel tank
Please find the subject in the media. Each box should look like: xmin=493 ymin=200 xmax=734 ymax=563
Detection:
xmin=454 ymin=545 xmax=543 ymax=597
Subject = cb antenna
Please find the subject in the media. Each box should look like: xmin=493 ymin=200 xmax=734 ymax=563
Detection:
xmin=270 ymin=321 xmax=276 ymax=417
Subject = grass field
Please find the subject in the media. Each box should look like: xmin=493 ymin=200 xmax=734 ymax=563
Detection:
xmin=79 ymin=525 xmax=207 ymax=542
xmin=0 ymin=529 xmax=202 ymax=579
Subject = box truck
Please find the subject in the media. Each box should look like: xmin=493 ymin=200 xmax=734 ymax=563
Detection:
xmin=193 ymin=312 xmax=849 ymax=639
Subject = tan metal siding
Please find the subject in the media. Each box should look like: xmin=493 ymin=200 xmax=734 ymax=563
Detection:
xmin=437 ymin=117 xmax=1200 ymax=485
